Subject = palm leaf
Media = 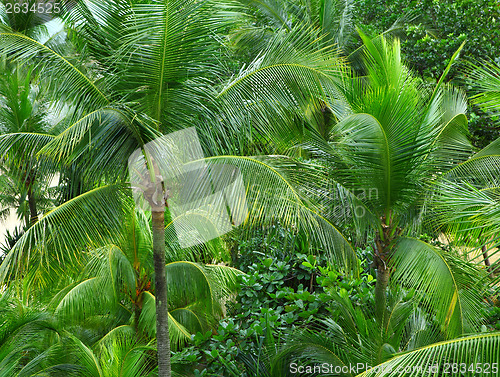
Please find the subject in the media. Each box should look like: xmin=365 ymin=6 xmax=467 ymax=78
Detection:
xmin=199 ymin=155 xmax=359 ymax=274
xmin=0 ymin=32 xmax=109 ymax=113
xmin=39 ymin=107 xmax=159 ymax=182
xmin=0 ymin=184 xmax=134 ymax=287
xmin=391 ymin=237 xmax=484 ymax=339
xmin=138 ymin=291 xmax=192 ymax=351
xmin=112 ymin=0 xmax=225 ymax=125
xmin=217 ymin=24 xmax=349 ymax=141
xmin=356 ymin=332 xmax=500 ymax=377
xmin=465 ymin=60 xmax=500 ymax=124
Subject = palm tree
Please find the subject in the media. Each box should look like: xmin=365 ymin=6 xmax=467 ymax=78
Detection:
xmin=0 ymin=1 xmax=68 ymax=230
xmin=430 ymin=59 xmax=500 ymax=278
xmin=1 ymin=1 xmax=498 ymax=375
xmin=0 ymin=285 xmax=159 ymax=377
xmin=0 ymin=65 xmax=57 ymax=228
xmin=0 ymin=1 xmax=358 ymax=375
xmin=218 ymin=27 xmax=482 ymax=338
xmin=327 ymin=33 xmax=476 ymax=331
xmin=251 ymin=274 xmax=498 ymax=376
xmin=53 ymin=209 xmax=243 ymax=349
xmin=0 ymin=2 xmax=231 ymax=374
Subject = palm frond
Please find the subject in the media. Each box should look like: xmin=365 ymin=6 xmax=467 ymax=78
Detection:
xmin=356 ymin=332 xmax=500 ymax=377
xmin=423 ymin=85 xmax=472 ymax=170
xmin=0 ymin=184 xmax=133 ymax=287
xmin=465 ymin=60 xmax=500 ymax=123
xmin=0 ymin=32 xmax=109 ymax=113
xmin=391 ymin=237 xmax=485 ymax=339
xmin=54 ymin=277 xmax=116 ymax=321
xmin=40 ymin=107 xmax=159 ymax=182
xmin=234 ymin=0 xmax=291 ymax=30
xmin=217 ymin=24 xmax=349 ymax=141
xmin=112 ymin=0 xmax=225 ymax=125
xmin=199 ymin=155 xmax=359 ymax=274
xmin=138 ymin=291 xmax=192 ymax=351
xmin=430 ymin=154 xmax=500 ymax=246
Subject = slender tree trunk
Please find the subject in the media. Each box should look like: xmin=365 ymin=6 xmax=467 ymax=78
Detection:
xmin=139 ymin=151 xmax=172 ymax=376
xmin=482 ymin=244 xmax=491 ymax=269
xmin=374 ymin=262 xmax=390 ymax=325
xmin=27 ymin=186 xmax=38 ymax=227
xmin=373 ymin=219 xmax=396 ymax=327
xmin=152 ymin=209 xmax=172 ymax=377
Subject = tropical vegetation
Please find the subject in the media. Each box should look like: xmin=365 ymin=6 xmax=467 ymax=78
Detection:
xmin=1 ymin=0 xmax=500 ymax=376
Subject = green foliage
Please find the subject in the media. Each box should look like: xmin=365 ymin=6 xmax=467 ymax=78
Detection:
xmin=174 ymin=251 xmax=376 ymax=376
xmin=354 ymin=0 xmax=500 ymax=78
xmin=2 ymin=1 xmax=500 ymax=376
xmin=484 ymin=307 xmax=500 ymax=332
xmin=353 ymin=0 xmax=500 ymax=147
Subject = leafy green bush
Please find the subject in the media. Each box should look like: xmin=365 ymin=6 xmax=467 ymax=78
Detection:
xmin=174 ymin=249 xmax=377 ymax=376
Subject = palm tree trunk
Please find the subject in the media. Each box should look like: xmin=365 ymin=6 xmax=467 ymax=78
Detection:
xmin=27 ymin=186 xmax=38 ymax=227
xmin=374 ymin=221 xmax=395 ymax=326
xmin=482 ymin=244 xmax=491 ymax=269
xmin=374 ymin=261 xmax=390 ymax=325
xmin=152 ymin=209 xmax=172 ymax=377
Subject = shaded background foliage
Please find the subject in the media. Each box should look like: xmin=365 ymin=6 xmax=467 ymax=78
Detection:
xmin=353 ymin=0 xmax=500 ymax=148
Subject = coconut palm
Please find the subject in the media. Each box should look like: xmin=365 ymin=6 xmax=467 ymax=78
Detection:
xmin=0 ymin=1 xmax=359 ymax=375
xmin=0 ymin=285 xmax=159 ymax=377
xmin=0 ymin=1 xmax=68 ymax=229
xmin=0 ymin=2 xmax=238 ymax=375
xmin=52 ymin=209 xmax=243 ymax=349
xmin=0 ymin=1 xmax=498 ymax=376
xmin=0 ymin=64 xmax=57 ymax=228
xmin=323 ymin=33 xmax=477 ymax=334
xmin=218 ymin=25 xmax=484 ymax=339
xmin=429 ymin=59 xmax=500 ymax=281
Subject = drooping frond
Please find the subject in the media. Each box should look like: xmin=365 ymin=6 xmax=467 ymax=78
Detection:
xmin=164 ymin=261 xmax=216 ymax=313
xmin=465 ymin=60 xmax=500 ymax=124
xmin=356 ymin=332 xmax=500 ymax=377
xmin=0 ymin=132 xmax=54 ymax=163
xmin=0 ymin=185 xmax=134 ymax=287
xmin=197 ymin=155 xmax=359 ymax=274
xmin=429 ymin=151 xmax=500 ymax=282
xmin=391 ymin=237 xmax=485 ymax=339
xmin=0 ymin=32 xmax=109 ymax=113
xmin=39 ymin=107 xmax=159 ymax=183
xmin=53 ymin=277 xmax=116 ymax=321
xmin=138 ymin=291 xmax=192 ymax=351
xmin=430 ymin=147 xmax=500 ymax=245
